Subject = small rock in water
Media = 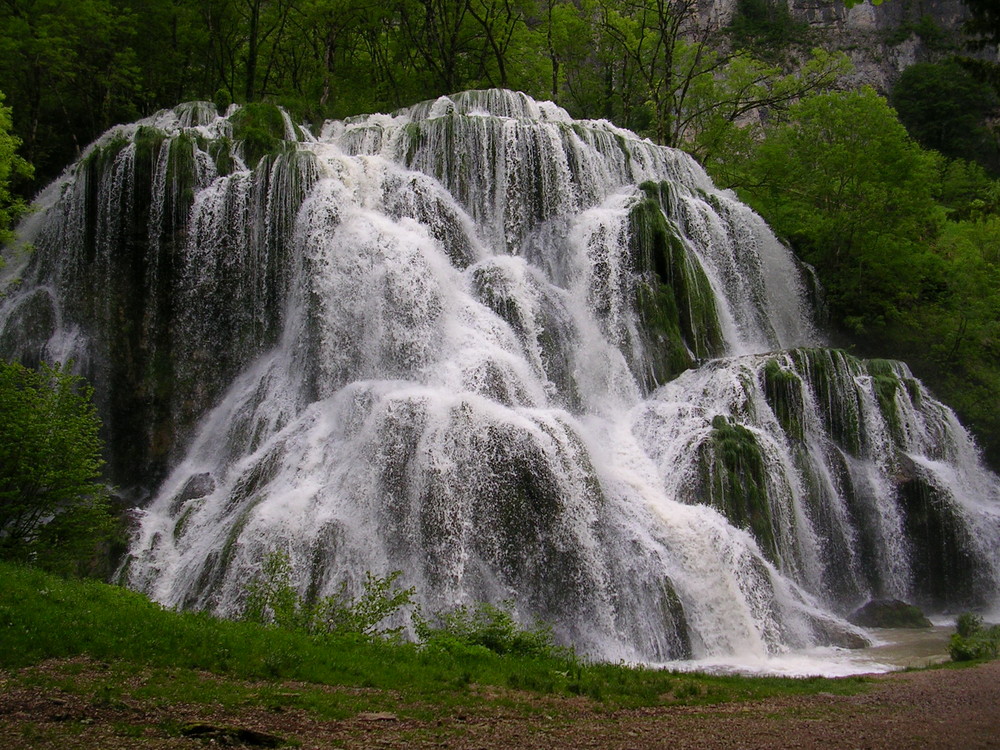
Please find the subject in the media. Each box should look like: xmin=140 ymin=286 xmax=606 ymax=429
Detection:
xmin=177 ymin=472 xmax=216 ymax=502
xmin=848 ymin=599 xmax=932 ymax=628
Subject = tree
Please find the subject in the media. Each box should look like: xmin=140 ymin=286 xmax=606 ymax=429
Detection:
xmin=0 ymin=361 xmax=113 ymax=574
xmin=680 ymin=48 xmax=849 ymax=169
xmin=598 ymin=0 xmax=717 ymax=146
xmin=0 ymin=0 xmax=142 ymax=189
xmin=962 ymin=0 xmax=1000 ymax=47
xmin=0 ymin=91 xmax=32 ymax=248
xmin=732 ymin=88 xmax=943 ymax=332
xmin=892 ymin=61 xmax=998 ymax=171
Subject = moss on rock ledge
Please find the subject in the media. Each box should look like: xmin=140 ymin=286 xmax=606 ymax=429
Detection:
xmin=230 ymin=102 xmax=291 ymax=168
xmin=699 ymin=415 xmax=777 ymax=562
xmin=627 ymin=195 xmax=723 ymax=388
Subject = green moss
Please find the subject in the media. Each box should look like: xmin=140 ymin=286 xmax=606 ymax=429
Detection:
xmin=401 ymin=122 xmax=424 ymax=165
xmin=230 ymin=102 xmax=289 ymax=168
xmin=872 ymin=373 xmax=901 ymax=440
xmin=638 ymin=180 xmax=673 ymax=212
xmin=788 ymin=349 xmax=862 ymax=455
xmin=699 ymin=415 xmax=777 ymax=562
xmin=214 ymin=88 xmax=233 ymax=114
xmin=207 ymin=138 xmax=235 ymax=176
xmin=133 ymin=126 xmax=167 ymax=171
xmin=896 ymin=463 xmax=988 ymax=610
xmin=657 ymin=577 xmax=692 ymax=659
xmin=635 ymin=281 xmax=695 ymax=385
xmin=166 ymin=134 xmax=199 ymax=211
xmin=172 ymin=504 xmax=198 ymax=542
xmin=628 ymin=198 xmax=723 ymax=386
xmin=762 ymin=359 xmax=805 ymax=441
xmin=614 ymin=132 xmax=632 ymax=171
xmin=79 ymin=133 xmax=130 ymax=185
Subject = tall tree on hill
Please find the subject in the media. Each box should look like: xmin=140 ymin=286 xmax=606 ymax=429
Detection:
xmin=0 ymin=0 xmax=142 ymax=187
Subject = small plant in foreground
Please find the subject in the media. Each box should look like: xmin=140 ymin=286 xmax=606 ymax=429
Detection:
xmin=0 ymin=361 xmax=114 ymax=575
xmin=949 ymin=612 xmax=1000 ymax=661
xmin=242 ymin=549 xmax=415 ymax=639
xmin=415 ymin=600 xmax=572 ymax=660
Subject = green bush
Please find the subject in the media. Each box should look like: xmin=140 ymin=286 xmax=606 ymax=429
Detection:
xmin=242 ymin=549 xmax=415 ymax=640
xmin=415 ymin=601 xmax=571 ymax=660
xmin=0 ymin=361 xmax=113 ymax=574
xmin=949 ymin=612 xmax=1000 ymax=661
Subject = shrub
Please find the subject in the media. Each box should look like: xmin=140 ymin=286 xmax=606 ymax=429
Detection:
xmin=949 ymin=612 xmax=1000 ymax=661
xmin=242 ymin=550 xmax=415 ymax=640
xmin=415 ymin=601 xmax=571 ymax=660
xmin=0 ymin=361 xmax=113 ymax=574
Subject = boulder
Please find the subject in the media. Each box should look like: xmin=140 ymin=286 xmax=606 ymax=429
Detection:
xmin=848 ymin=599 xmax=932 ymax=628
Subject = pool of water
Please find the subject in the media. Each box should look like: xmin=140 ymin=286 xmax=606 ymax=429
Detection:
xmin=653 ymin=623 xmax=955 ymax=678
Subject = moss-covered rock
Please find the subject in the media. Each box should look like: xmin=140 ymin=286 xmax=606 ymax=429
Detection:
xmin=699 ymin=415 xmax=777 ymax=562
xmin=848 ymin=598 xmax=932 ymax=628
xmin=895 ymin=453 xmax=990 ymax=610
xmin=762 ymin=359 xmax=805 ymax=441
xmin=788 ymin=349 xmax=863 ymax=455
xmin=0 ymin=290 xmax=56 ymax=368
xmin=627 ymin=197 xmax=723 ymax=388
xmin=230 ymin=102 xmax=290 ymax=168
xmin=655 ymin=576 xmax=692 ymax=659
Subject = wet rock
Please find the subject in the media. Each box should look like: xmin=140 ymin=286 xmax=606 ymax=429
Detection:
xmin=178 ymin=472 xmax=216 ymax=502
xmin=849 ymin=599 xmax=932 ymax=629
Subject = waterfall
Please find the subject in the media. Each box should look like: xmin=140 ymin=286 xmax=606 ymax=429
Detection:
xmin=3 ymin=90 xmax=998 ymax=663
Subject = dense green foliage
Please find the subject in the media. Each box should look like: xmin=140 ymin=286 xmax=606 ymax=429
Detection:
xmin=0 ymin=361 xmax=114 ymax=573
xmin=949 ymin=613 xmax=1000 ymax=661
xmin=963 ymin=0 xmax=1000 ymax=47
xmin=242 ymin=550 xmax=417 ymax=639
xmin=0 ymin=91 xmax=31 ymax=246
xmin=728 ymin=88 xmax=942 ymax=331
xmin=892 ymin=61 xmax=998 ymax=170
xmin=714 ymin=85 xmax=1000 ymax=469
xmin=0 ymin=0 xmax=851 ymax=191
xmin=416 ymin=601 xmax=566 ymax=659
xmin=0 ymin=560 xmax=871 ymax=709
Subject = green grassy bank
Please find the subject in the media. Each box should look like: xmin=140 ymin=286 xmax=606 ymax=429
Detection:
xmin=0 ymin=561 xmax=872 ymax=719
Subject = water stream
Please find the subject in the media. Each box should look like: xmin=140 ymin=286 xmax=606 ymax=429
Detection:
xmin=2 ymin=90 xmax=998 ymax=669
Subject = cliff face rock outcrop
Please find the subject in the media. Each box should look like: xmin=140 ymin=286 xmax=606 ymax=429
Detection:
xmin=708 ymin=0 xmax=994 ymax=93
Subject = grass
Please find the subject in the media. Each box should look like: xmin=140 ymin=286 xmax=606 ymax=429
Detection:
xmin=0 ymin=560 xmax=873 ymax=720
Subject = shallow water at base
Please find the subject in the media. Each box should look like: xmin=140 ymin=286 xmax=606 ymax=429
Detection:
xmin=859 ymin=624 xmax=954 ymax=670
xmin=653 ymin=624 xmax=954 ymax=677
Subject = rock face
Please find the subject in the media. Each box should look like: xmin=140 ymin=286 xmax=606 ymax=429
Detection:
xmin=706 ymin=0 xmax=991 ymax=93
xmin=849 ymin=598 xmax=933 ymax=628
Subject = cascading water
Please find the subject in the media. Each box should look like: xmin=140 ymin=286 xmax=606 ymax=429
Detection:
xmin=3 ymin=90 xmax=999 ymax=667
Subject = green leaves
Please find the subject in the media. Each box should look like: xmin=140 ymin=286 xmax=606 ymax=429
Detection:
xmin=730 ymin=87 xmax=942 ymax=331
xmin=414 ymin=600 xmax=567 ymax=658
xmin=0 ymin=91 xmax=32 ymax=247
xmin=950 ymin=613 xmax=1000 ymax=661
xmin=0 ymin=361 xmax=113 ymax=574
xmin=242 ymin=550 xmax=416 ymax=639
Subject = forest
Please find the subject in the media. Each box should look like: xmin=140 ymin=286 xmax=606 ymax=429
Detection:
xmin=0 ymin=0 xmax=999 ymax=469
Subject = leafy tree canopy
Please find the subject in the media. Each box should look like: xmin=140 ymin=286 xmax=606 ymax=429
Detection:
xmin=0 ymin=361 xmax=114 ymax=574
xmin=732 ymin=87 xmax=943 ymax=332
xmin=892 ymin=61 xmax=999 ymax=172
xmin=0 ymin=91 xmax=32 ymax=247
xmin=962 ymin=0 xmax=1000 ymax=47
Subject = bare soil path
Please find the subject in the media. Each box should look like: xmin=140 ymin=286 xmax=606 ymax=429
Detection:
xmin=3 ymin=659 xmax=999 ymax=749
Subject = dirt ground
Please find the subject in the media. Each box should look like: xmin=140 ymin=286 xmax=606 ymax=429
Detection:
xmin=2 ymin=659 xmax=999 ymax=749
